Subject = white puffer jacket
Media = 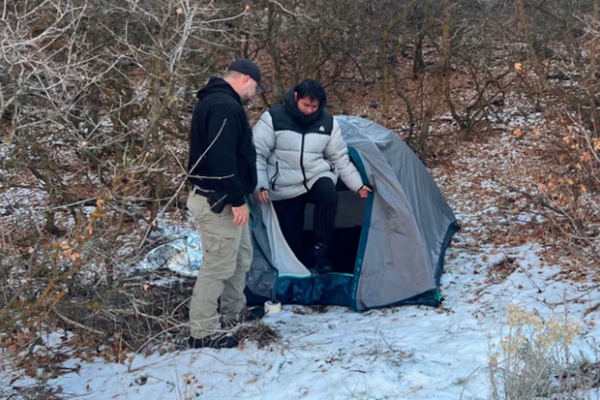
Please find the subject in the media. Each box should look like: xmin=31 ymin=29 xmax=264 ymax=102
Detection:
xmin=253 ymin=94 xmax=363 ymax=201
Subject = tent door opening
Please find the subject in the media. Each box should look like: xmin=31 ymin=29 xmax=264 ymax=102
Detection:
xmin=301 ymin=179 xmax=367 ymax=274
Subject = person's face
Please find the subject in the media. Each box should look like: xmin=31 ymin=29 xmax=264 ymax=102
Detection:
xmin=240 ymin=75 xmax=259 ymax=105
xmin=294 ymin=93 xmax=319 ymax=115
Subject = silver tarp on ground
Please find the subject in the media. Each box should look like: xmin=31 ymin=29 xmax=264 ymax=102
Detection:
xmin=137 ymin=230 xmax=203 ymax=278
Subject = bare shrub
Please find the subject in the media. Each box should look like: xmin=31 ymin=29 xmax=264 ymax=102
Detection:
xmin=489 ymin=304 xmax=599 ymax=400
xmin=0 ymin=0 xmax=249 ymax=366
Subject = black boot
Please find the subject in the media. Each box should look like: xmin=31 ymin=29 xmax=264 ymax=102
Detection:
xmin=313 ymin=244 xmax=334 ymax=274
xmin=221 ymin=306 xmax=267 ymax=329
xmin=240 ymin=306 xmax=266 ymax=323
xmin=188 ymin=333 xmax=239 ymax=349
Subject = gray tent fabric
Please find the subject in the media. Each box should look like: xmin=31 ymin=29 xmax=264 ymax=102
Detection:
xmin=338 ymin=116 xmax=457 ymax=309
xmin=245 ymin=116 xmax=458 ymax=311
xmin=244 ymin=195 xmax=311 ymax=304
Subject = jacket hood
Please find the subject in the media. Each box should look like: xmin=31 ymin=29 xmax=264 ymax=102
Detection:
xmin=196 ymin=77 xmax=241 ymax=104
xmin=283 ymin=88 xmax=327 ymax=127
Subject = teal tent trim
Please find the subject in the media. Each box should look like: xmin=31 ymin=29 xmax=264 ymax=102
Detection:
xmin=347 ymin=147 xmax=374 ymax=311
xmin=275 ymin=274 xmax=353 ymax=306
xmin=435 ymin=221 xmax=461 ymax=287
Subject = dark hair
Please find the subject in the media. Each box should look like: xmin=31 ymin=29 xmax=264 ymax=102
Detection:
xmin=294 ymin=79 xmax=327 ymax=104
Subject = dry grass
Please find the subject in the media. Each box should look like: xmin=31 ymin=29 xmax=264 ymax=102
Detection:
xmin=0 ymin=384 xmax=61 ymax=400
xmin=234 ymin=321 xmax=281 ymax=349
xmin=489 ymin=305 xmax=600 ymax=400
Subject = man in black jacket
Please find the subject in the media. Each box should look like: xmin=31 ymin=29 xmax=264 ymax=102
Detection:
xmin=186 ymin=59 xmax=264 ymax=349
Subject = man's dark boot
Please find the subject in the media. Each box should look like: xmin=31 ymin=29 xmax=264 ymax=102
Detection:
xmin=221 ymin=306 xmax=266 ymax=329
xmin=313 ymin=244 xmax=334 ymax=274
xmin=240 ymin=306 xmax=266 ymax=323
xmin=188 ymin=333 xmax=239 ymax=349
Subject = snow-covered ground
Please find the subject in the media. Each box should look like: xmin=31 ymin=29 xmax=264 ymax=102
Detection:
xmin=5 ymin=235 xmax=598 ymax=399
xmin=2 ymin=104 xmax=600 ymax=399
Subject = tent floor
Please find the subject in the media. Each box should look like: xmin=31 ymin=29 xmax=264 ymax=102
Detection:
xmin=300 ymin=226 xmax=362 ymax=274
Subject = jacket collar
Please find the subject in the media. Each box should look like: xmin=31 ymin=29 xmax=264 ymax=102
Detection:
xmin=196 ymin=77 xmax=242 ymax=105
xmin=283 ymin=89 xmax=326 ymax=127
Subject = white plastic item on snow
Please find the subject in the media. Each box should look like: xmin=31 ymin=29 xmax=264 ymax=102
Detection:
xmin=264 ymin=300 xmax=281 ymax=314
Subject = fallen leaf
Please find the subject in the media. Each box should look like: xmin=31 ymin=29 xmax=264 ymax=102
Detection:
xmin=580 ymin=152 xmax=592 ymax=162
xmin=514 ymin=62 xmax=522 ymax=72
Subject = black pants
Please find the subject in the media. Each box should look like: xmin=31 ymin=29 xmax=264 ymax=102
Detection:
xmin=272 ymin=177 xmax=338 ymax=260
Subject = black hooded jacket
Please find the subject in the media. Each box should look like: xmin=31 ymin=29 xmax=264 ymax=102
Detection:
xmin=187 ymin=77 xmax=257 ymax=207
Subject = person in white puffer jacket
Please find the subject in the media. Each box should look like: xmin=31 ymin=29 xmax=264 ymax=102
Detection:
xmin=253 ymin=79 xmax=371 ymax=273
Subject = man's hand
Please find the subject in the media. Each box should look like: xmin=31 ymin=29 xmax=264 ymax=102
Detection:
xmin=232 ymin=204 xmax=250 ymax=226
xmin=357 ymin=185 xmax=372 ymax=199
xmin=257 ymin=189 xmax=270 ymax=203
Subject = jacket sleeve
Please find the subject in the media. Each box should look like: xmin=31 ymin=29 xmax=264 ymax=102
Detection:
xmin=252 ymin=111 xmax=275 ymax=193
xmin=324 ymin=119 xmax=364 ymax=192
xmin=204 ymin=105 xmax=246 ymax=207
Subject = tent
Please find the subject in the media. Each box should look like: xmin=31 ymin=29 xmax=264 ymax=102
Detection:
xmin=245 ymin=116 xmax=459 ymax=311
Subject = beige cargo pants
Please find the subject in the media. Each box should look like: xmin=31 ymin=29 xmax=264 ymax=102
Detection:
xmin=186 ymin=191 xmax=253 ymax=339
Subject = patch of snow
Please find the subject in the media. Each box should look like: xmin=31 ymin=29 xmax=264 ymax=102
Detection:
xmin=0 ymin=187 xmax=48 ymax=226
xmin=0 ymin=357 xmax=39 ymax=396
xmin=18 ymin=236 xmax=596 ymax=400
xmin=0 ymin=142 xmax=15 ymax=161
